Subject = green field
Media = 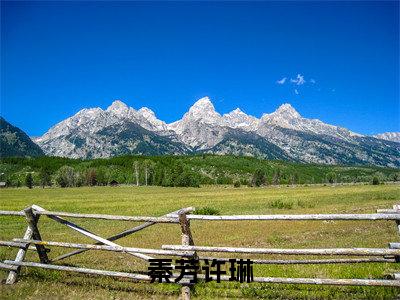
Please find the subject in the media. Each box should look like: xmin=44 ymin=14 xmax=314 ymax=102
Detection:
xmin=1 ymin=184 xmax=400 ymax=299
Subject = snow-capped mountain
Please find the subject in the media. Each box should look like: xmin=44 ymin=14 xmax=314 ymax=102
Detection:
xmin=373 ymin=132 xmax=400 ymax=143
xmin=167 ymin=97 xmax=228 ymax=149
xmin=258 ymin=103 xmax=360 ymax=141
xmin=222 ymin=108 xmax=259 ymax=131
xmin=168 ymin=97 xmax=221 ymax=132
xmin=34 ymin=97 xmax=400 ymax=167
xmin=35 ymin=100 xmax=182 ymax=158
xmin=36 ymin=100 xmax=169 ymax=145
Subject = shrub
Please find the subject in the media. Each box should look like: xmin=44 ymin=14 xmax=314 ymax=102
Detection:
xmin=233 ymin=181 xmax=241 ymax=188
xmin=372 ymin=176 xmax=380 ymax=185
xmin=267 ymin=200 xmax=293 ymax=209
xmin=326 ymin=172 xmax=336 ymax=184
xmin=193 ymin=207 xmax=221 ymax=215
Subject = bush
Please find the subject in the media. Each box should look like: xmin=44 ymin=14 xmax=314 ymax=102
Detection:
xmin=233 ymin=181 xmax=241 ymax=188
xmin=267 ymin=200 xmax=293 ymax=209
xmin=372 ymin=176 xmax=380 ymax=185
xmin=326 ymin=172 xmax=336 ymax=184
xmin=193 ymin=207 xmax=221 ymax=215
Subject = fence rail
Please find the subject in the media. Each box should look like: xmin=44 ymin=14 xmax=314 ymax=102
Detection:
xmin=1 ymin=204 xmax=400 ymax=299
xmin=3 ymin=209 xmax=400 ymax=221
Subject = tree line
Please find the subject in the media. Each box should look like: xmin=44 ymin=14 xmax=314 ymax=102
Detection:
xmin=1 ymin=155 xmax=399 ymax=188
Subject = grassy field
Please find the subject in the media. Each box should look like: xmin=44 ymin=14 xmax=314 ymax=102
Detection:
xmin=0 ymin=184 xmax=399 ymax=299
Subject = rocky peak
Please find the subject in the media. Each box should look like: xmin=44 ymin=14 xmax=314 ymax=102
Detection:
xmin=222 ymin=108 xmax=259 ymax=131
xmin=106 ymin=100 xmax=130 ymax=115
xmin=138 ymin=107 xmax=156 ymax=119
xmin=137 ymin=107 xmax=168 ymax=131
xmin=261 ymin=103 xmax=300 ymax=123
xmin=273 ymin=103 xmax=301 ymax=119
xmin=188 ymin=96 xmax=216 ymax=113
xmin=184 ymin=96 xmax=221 ymax=123
xmin=76 ymin=107 xmax=103 ymax=116
xmin=373 ymin=132 xmax=400 ymax=143
xmin=227 ymin=108 xmax=245 ymax=116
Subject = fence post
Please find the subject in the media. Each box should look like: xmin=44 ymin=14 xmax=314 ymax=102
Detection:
xmin=6 ymin=226 xmax=33 ymax=284
xmin=178 ymin=210 xmax=197 ymax=300
xmin=24 ymin=206 xmax=49 ymax=264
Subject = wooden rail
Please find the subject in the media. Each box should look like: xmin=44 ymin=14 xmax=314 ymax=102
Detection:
xmin=3 ymin=260 xmax=400 ymax=287
xmin=1 ymin=204 xmax=400 ymax=299
xmin=162 ymin=245 xmax=400 ymax=256
xmin=11 ymin=239 xmax=194 ymax=257
xmin=3 ymin=209 xmax=400 ymax=221
xmin=186 ymin=213 xmax=400 ymax=221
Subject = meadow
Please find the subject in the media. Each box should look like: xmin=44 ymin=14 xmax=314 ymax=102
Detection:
xmin=0 ymin=184 xmax=399 ymax=299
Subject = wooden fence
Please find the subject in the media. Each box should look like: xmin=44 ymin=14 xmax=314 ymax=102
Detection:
xmin=1 ymin=204 xmax=400 ymax=299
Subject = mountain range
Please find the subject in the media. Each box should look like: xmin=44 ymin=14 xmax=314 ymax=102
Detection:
xmin=29 ymin=97 xmax=399 ymax=167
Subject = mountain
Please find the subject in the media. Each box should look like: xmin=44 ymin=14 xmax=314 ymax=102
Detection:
xmin=373 ymin=132 xmax=400 ymax=143
xmin=202 ymin=130 xmax=292 ymax=160
xmin=35 ymin=97 xmax=400 ymax=167
xmin=167 ymin=97 xmax=226 ymax=149
xmin=35 ymin=101 xmax=186 ymax=158
xmin=258 ymin=104 xmax=360 ymax=141
xmin=0 ymin=117 xmax=44 ymax=158
xmin=222 ymin=108 xmax=259 ymax=131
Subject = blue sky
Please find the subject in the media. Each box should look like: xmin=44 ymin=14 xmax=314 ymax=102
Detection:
xmin=1 ymin=1 xmax=399 ymax=136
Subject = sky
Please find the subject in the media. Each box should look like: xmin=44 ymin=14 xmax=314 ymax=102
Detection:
xmin=1 ymin=1 xmax=399 ymax=136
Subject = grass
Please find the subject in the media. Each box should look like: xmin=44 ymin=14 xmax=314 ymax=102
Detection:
xmin=0 ymin=184 xmax=399 ymax=299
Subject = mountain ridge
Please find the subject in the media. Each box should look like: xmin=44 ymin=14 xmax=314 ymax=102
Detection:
xmin=0 ymin=117 xmax=45 ymax=158
xmin=29 ymin=97 xmax=400 ymax=167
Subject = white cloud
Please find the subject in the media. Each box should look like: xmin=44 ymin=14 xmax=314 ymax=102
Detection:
xmin=276 ymin=77 xmax=287 ymax=85
xmin=294 ymin=89 xmax=299 ymax=95
xmin=310 ymin=79 xmax=316 ymax=84
xmin=290 ymin=74 xmax=306 ymax=85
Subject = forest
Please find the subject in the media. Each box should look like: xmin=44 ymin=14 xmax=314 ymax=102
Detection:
xmin=0 ymin=155 xmax=399 ymax=188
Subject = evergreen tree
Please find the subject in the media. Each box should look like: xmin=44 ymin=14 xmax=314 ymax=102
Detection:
xmin=39 ymin=167 xmax=52 ymax=188
xmin=25 ymin=173 xmax=33 ymax=189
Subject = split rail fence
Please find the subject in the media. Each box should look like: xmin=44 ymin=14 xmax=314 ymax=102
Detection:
xmin=1 ymin=204 xmax=400 ymax=299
